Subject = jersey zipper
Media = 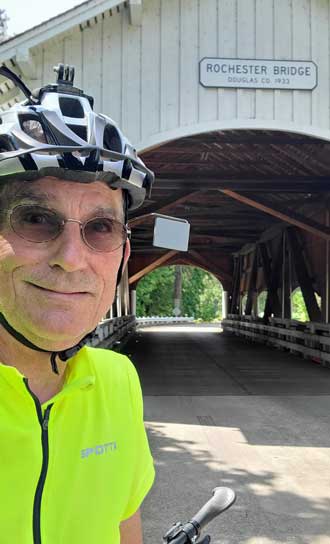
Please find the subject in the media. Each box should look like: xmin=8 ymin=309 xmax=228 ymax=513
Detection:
xmin=24 ymin=378 xmax=53 ymax=544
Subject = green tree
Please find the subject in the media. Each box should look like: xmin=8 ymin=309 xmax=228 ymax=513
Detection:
xmin=181 ymin=267 xmax=205 ymax=317
xmin=136 ymin=266 xmax=175 ymax=316
xmin=291 ymin=288 xmax=309 ymax=321
xmin=195 ymin=271 xmax=223 ymax=320
xmin=136 ymin=265 xmax=223 ymax=321
xmin=257 ymin=290 xmax=267 ymax=317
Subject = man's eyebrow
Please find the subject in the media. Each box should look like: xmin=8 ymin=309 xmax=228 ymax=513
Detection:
xmin=92 ymin=206 xmax=119 ymax=217
xmin=12 ymin=191 xmax=49 ymax=206
xmin=14 ymin=193 xmax=122 ymax=221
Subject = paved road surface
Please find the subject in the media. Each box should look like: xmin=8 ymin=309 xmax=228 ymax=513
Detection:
xmin=122 ymin=324 xmax=330 ymax=544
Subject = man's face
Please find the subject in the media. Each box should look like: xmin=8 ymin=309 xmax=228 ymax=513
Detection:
xmin=0 ymin=177 xmax=130 ymax=351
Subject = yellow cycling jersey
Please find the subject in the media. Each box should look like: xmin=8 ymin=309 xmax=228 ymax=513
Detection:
xmin=0 ymin=346 xmax=155 ymax=543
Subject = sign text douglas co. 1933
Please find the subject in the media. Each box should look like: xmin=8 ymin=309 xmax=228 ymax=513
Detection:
xmin=199 ymin=58 xmax=317 ymax=90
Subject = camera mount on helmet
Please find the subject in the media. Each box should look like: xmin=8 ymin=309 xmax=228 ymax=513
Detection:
xmin=31 ymin=64 xmax=95 ymax=108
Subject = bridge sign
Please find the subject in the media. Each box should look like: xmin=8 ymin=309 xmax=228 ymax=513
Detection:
xmin=199 ymin=58 xmax=317 ymax=90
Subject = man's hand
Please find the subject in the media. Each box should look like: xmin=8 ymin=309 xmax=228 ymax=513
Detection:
xmin=120 ymin=509 xmax=143 ymax=544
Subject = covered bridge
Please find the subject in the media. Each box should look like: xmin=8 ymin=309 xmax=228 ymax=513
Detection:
xmin=1 ymin=0 xmax=330 ymax=361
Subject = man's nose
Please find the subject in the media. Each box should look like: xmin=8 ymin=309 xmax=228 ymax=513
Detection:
xmin=48 ymin=222 xmax=88 ymax=272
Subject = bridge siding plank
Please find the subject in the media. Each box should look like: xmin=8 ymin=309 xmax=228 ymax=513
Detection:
xmin=255 ymin=0 xmax=275 ymax=121
xmin=159 ymin=0 xmax=180 ymax=132
xmin=198 ymin=0 xmax=218 ymax=123
xmin=102 ymin=8 xmax=123 ymax=126
xmin=218 ymin=0 xmax=238 ymax=121
xmin=311 ymin=0 xmax=330 ymax=129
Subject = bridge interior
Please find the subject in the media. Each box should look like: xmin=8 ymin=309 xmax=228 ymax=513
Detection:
xmin=126 ymin=129 xmax=330 ymax=366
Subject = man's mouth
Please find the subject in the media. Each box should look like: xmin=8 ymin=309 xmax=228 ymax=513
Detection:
xmin=27 ymin=282 xmax=89 ymax=296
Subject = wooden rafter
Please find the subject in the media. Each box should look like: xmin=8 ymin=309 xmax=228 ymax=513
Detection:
xmin=221 ymin=189 xmax=330 ymax=240
xmin=153 ymin=177 xmax=330 ymax=192
xmin=230 ymin=256 xmax=241 ymax=314
xmin=129 ymin=191 xmax=202 ymax=227
xmin=128 ymin=250 xmax=178 ymax=285
xmin=188 ymin=250 xmax=232 ymax=284
xmin=190 ymin=234 xmax=248 ymax=246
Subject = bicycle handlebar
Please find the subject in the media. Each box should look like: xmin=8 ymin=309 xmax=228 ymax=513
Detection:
xmin=163 ymin=487 xmax=236 ymax=543
xmin=192 ymin=487 xmax=236 ymax=528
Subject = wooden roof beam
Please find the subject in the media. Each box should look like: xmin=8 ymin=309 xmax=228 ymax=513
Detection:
xmin=129 ymin=250 xmax=178 ymax=285
xmin=153 ymin=177 xmax=330 ymax=192
xmin=191 ymin=234 xmax=248 ymax=245
xmin=129 ymin=191 xmax=202 ymax=227
xmin=221 ymin=189 xmax=330 ymax=241
xmin=188 ymin=250 xmax=232 ymax=284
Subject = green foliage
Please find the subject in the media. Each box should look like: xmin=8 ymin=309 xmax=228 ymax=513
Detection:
xmin=136 ymin=266 xmax=175 ymax=317
xmin=256 ymin=288 xmax=321 ymax=321
xmin=136 ymin=266 xmax=223 ymax=321
xmin=257 ymin=291 xmax=267 ymax=317
xmin=291 ymin=288 xmax=309 ymax=321
xmin=181 ymin=267 xmax=205 ymax=318
xmin=191 ymin=270 xmax=223 ymax=321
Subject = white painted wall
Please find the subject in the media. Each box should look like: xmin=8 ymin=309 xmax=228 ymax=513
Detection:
xmin=17 ymin=0 xmax=330 ymax=148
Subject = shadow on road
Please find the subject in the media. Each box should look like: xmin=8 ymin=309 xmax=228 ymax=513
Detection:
xmin=143 ymin=422 xmax=330 ymax=544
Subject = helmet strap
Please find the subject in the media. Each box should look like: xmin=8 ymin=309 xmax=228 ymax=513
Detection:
xmin=116 ymin=190 xmax=129 ymax=287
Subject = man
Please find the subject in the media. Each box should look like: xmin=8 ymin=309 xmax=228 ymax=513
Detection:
xmin=0 ymin=65 xmax=155 ymax=543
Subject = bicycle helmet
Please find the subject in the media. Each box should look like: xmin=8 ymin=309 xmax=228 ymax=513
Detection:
xmin=0 ymin=64 xmax=154 ymax=210
xmin=0 ymin=64 xmax=155 ymax=374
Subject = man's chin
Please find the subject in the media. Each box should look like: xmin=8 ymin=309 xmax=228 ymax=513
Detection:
xmin=34 ymin=335 xmax=89 ymax=354
xmin=16 ymin=318 xmax=94 ymax=353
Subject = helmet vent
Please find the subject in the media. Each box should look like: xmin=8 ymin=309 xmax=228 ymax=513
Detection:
xmin=0 ymin=135 xmax=15 ymax=152
xmin=59 ymin=97 xmax=84 ymax=118
xmin=67 ymin=124 xmax=87 ymax=141
xmin=103 ymin=125 xmax=122 ymax=153
xmin=20 ymin=118 xmax=47 ymax=143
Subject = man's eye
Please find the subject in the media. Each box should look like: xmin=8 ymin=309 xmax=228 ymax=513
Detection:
xmin=89 ymin=219 xmax=114 ymax=233
xmin=22 ymin=212 xmax=49 ymax=225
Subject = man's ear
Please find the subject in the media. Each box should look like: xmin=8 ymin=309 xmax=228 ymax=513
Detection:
xmin=122 ymin=239 xmax=131 ymax=270
xmin=115 ymin=239 xmax=131 ymax=287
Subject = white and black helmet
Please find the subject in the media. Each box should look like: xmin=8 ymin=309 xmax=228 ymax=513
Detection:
xmin=0 ymin=64 xmax=154 ymax=210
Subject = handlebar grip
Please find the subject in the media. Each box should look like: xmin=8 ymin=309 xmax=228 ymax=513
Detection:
xmin=167 ymin=533 xmax=189 ymax=544
xmin=191 ymin=487 xmax=236 ymax=529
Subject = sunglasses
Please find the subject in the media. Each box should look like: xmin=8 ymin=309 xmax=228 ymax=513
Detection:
xmin=9 ymin=204 xmax=130 ymax=253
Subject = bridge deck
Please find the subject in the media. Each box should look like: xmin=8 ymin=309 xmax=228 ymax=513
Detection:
xmin=122 ymin=325 xmax=330 ymax=543
xmin=124 ymin=324 xmax=330 ymax=396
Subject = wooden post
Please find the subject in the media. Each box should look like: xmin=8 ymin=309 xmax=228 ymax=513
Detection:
xmin=286 ymin=228 xmax=322 ymax=322
xmin=230 ymin=256 xmax=240 ymax=314
xmin=281 ymin=233 xmax=286 ymax=319
xmin=130 ymin=289 xmax=137 ymax=316
xmin=281 ymin=232 xmax=291 ymax=319
xmin=259 ymin=238 xmax=283 ymax=321
xmin=326 ymin=207 xmax=330 ymax=323
xmin=222 ymin=291 xmax=228 ymax=319
xmin=245 ymin=249 xmax=258 ymax=316
xmin=116 ymin=287 xmax=122 ymax=318
xmin=173 ymin=265 xmax=183 ymax=317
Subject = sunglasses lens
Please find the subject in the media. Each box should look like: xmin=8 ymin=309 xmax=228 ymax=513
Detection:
xmin=83 ymin=217 xmax=127 ymax=252
xmin=10 ymin=205 xmax=61 ymax=242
